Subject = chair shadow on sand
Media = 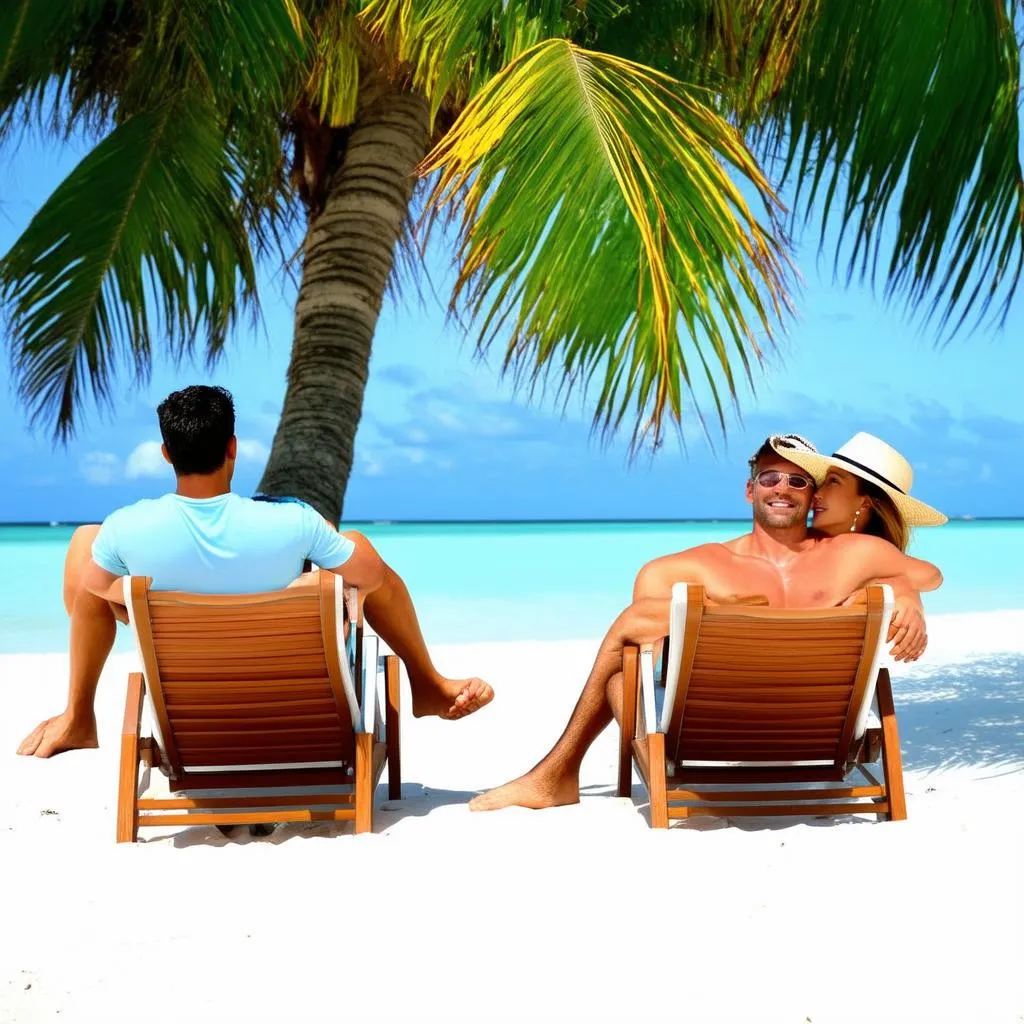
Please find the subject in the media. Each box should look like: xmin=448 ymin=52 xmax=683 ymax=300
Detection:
xmin=160 ymin=782 xmax=478 ymax=848
xmin=156 ymin=650 xmax=1022 ymax=845
xmin=642 ymin=649 xmax=1024 ymax=832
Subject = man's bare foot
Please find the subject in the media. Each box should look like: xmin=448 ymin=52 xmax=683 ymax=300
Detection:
xmin=410 ymin=676 xmax=494 ymax=721
xmin=16 ymin=712 xmax=98 ymax=758
xmin=469 ymin=770 xmax=580 ymax=812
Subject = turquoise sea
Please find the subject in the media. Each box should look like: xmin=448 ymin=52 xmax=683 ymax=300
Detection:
xmin=1 ymin=519 xmax=1022 ymax=653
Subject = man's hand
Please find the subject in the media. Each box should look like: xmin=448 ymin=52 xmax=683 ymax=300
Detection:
xmin=887 ymin=593 xmax=927 ymax=661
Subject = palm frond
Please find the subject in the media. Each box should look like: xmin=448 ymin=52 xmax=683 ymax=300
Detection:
xmin=1 ymin=97 xmax=256 ymax=438
xmin=361 ymin=0 xmax=569 ymax=120
xmin=304 ymin=1 xmax=361 ymax=126
xmin=421 ymin=39 xmax=791 ymax=447
xmin=752 ymin=0 xmax=1024 ymax=334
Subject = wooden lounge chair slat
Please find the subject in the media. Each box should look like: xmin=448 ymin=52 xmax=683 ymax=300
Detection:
xmin=620 ymin=583 xmax=907 ymax=828
xmin=138 ymin=794 xmax=356 ymax=809
xmin=666 ymin=785 xmax=885 ymax=801
xmin=138 ymin=810 xmax=358 ymax=827
xmin=681 ymin=749 xmax=839 ymax=762
xmin=175 ymin=747 xmax=350 ymax=765
xmin=169 ymin=702 xmax=338 ymax=718
xmin=153 ymin=616 xmax=323 ymax=630
xmin=171 ymin=713 xmax=341 ymax=729
xmin=169 ymin=767 xmax=353 ymax=790
xmin=684 ymin=700 xmax=849 ymax=714
xmin=163 ymin=679 xmax=333 ymax=693
xmin=175 ymin=727 xmax=348 ymax=745
xmin=668 ymin=801 xmax=888 ymax=818
xmin=117 ymin=577 xmax=402 ymax=841
xmin=673 ymin=765 xmax=849 ymax=783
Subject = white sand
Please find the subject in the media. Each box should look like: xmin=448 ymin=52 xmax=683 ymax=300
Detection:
xmin=2 ymin=614 xmax=1023 ymax=1023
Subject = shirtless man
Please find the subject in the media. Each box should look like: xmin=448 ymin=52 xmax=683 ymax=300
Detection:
xmin=471 ymin=433 xmax=940 ymax=812
xmin=18 ymin=384 xmax=494 ymax=759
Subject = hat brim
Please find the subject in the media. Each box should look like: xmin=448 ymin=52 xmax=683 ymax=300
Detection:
xmin=766 ymin=440 xmax=831 ymax=485
xmin=777 ymin=448 xmax=948 ymax=527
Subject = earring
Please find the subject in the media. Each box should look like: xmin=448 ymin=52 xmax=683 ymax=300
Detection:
xmin=849 ymin=509 xmax=862 ymax=533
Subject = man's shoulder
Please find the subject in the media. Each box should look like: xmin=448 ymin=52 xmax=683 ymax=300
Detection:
xmin=641 ymin=542 xmax=731 ymax=575
xmin=103 ymin=493 xmax=175 ymax=527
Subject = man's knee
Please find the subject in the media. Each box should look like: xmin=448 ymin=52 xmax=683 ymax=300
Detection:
xmin=64 ymin=525 xmax=101 ymax=613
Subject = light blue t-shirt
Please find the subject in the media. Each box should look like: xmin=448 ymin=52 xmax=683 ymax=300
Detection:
xmin=91 ymin=493 xmax=355 ymax=593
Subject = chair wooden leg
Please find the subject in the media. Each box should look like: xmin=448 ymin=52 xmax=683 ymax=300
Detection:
xmin=875 ymin=668 xmax=907 ymax=821
xmin=385 ymin=655 xmax=402 ymax=801
xmin=647 ymin=732 xmax=669 ymax=829
xmin=355 ymin=732 xmax=374 ymax=834
xmin=618 ymin=645 xmax=639 ymax=798
xmin=117 ymin=673 xmax=145 ymax=843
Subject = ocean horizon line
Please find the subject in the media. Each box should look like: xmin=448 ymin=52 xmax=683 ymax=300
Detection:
xmin=2 ymin=515 xmax=1020 ymax=528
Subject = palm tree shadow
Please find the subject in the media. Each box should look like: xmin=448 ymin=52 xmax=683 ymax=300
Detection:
xmin=894 ymin=651 xmax=1024 ymax=772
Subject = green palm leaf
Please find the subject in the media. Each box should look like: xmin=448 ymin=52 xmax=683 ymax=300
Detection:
xmin=422 ymin=39 xmax=791 ymax=446
xmin=751 ymin=0 xmax=1024 ymax=333
xmin=0 ymin=97 xmax=256 ymax=437
xmin=361 ymin=0 xmax=570 ymax=119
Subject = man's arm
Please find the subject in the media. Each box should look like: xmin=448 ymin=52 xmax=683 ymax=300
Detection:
xmin=321 ymin=531 xmax=384 ymax=592
xmin=82 ymin=560 xmax=130 ymax=624
xmin=632 ymin=544 xmax=734 ymax=602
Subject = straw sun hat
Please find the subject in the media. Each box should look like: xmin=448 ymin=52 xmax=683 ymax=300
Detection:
xmin=777 ymin=432 xmax=948 ymax=527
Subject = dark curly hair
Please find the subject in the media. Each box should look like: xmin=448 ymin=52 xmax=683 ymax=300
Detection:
xmin=157 ymin=385 xmax=235 ymax=475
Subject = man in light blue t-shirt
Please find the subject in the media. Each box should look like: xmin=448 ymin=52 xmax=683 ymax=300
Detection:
xmin=18 ymin=385 xmax=493 ymax=758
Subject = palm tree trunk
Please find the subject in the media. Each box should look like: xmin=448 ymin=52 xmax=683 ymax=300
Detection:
xmin=257 ymin=88 xmax=430 ymax=522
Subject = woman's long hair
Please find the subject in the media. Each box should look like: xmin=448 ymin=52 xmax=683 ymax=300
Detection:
xmin=859 ymin=480 xmax=909 ymax=552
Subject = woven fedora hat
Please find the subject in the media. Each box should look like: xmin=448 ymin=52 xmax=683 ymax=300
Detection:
xmin=781 ymin=432 xmax=948 ymax=527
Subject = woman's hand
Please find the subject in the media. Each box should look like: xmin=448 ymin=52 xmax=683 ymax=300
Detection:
xmin=842 ymin=582 xmax=927 ymax=661
xmin=887 ymin=593 xmax=927 ymax=661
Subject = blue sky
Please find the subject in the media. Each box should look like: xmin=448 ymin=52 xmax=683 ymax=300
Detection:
xmin=2 ymin=130 xmax=1022 ymax=523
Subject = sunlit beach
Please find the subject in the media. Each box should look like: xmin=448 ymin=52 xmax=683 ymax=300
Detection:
xmin=2 ymin=2 xmax=1023 ymax=1022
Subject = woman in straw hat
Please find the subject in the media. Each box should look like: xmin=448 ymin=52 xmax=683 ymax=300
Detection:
xmin=784 ymin=432 xmax=947 ymax=555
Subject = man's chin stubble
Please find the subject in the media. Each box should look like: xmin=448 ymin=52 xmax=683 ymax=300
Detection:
xmin=755 ymin=508 xmax=807 ymax=530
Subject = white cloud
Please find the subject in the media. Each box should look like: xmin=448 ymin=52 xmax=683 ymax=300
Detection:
xmin=80 ymin=452 xmax=120 ymax=485
xmin=425 ymin=402 xmax=463 ymax=430
xmin=124 ymin=437 xmax=266 ymax=478
xmin=236 ymin=439 xmax=269 ymax=463
xmin=125 ymin=440 xmax=169 ymax=479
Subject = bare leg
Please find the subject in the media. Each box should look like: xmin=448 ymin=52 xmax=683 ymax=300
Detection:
xmin=470 ymin=598 xmax=669 ymax=811
xmin=346 ymin=533 xmax=494 ymax=720
xmin=17 ymin=526 xmax=115 ymax=757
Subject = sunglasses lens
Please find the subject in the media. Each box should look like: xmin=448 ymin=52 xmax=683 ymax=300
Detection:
xmin=756 ymin=471 xmax=810 ymax=489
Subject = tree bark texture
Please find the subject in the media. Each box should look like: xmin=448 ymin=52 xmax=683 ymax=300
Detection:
xmin=257 ymin=88 xmax=430 ymax=522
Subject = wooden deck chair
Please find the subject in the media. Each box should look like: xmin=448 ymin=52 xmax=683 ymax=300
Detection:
xmin=116 ymin=572 xmax=402 ymax=842
xmin=618 ymin=583 xmax=907 ymax=828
